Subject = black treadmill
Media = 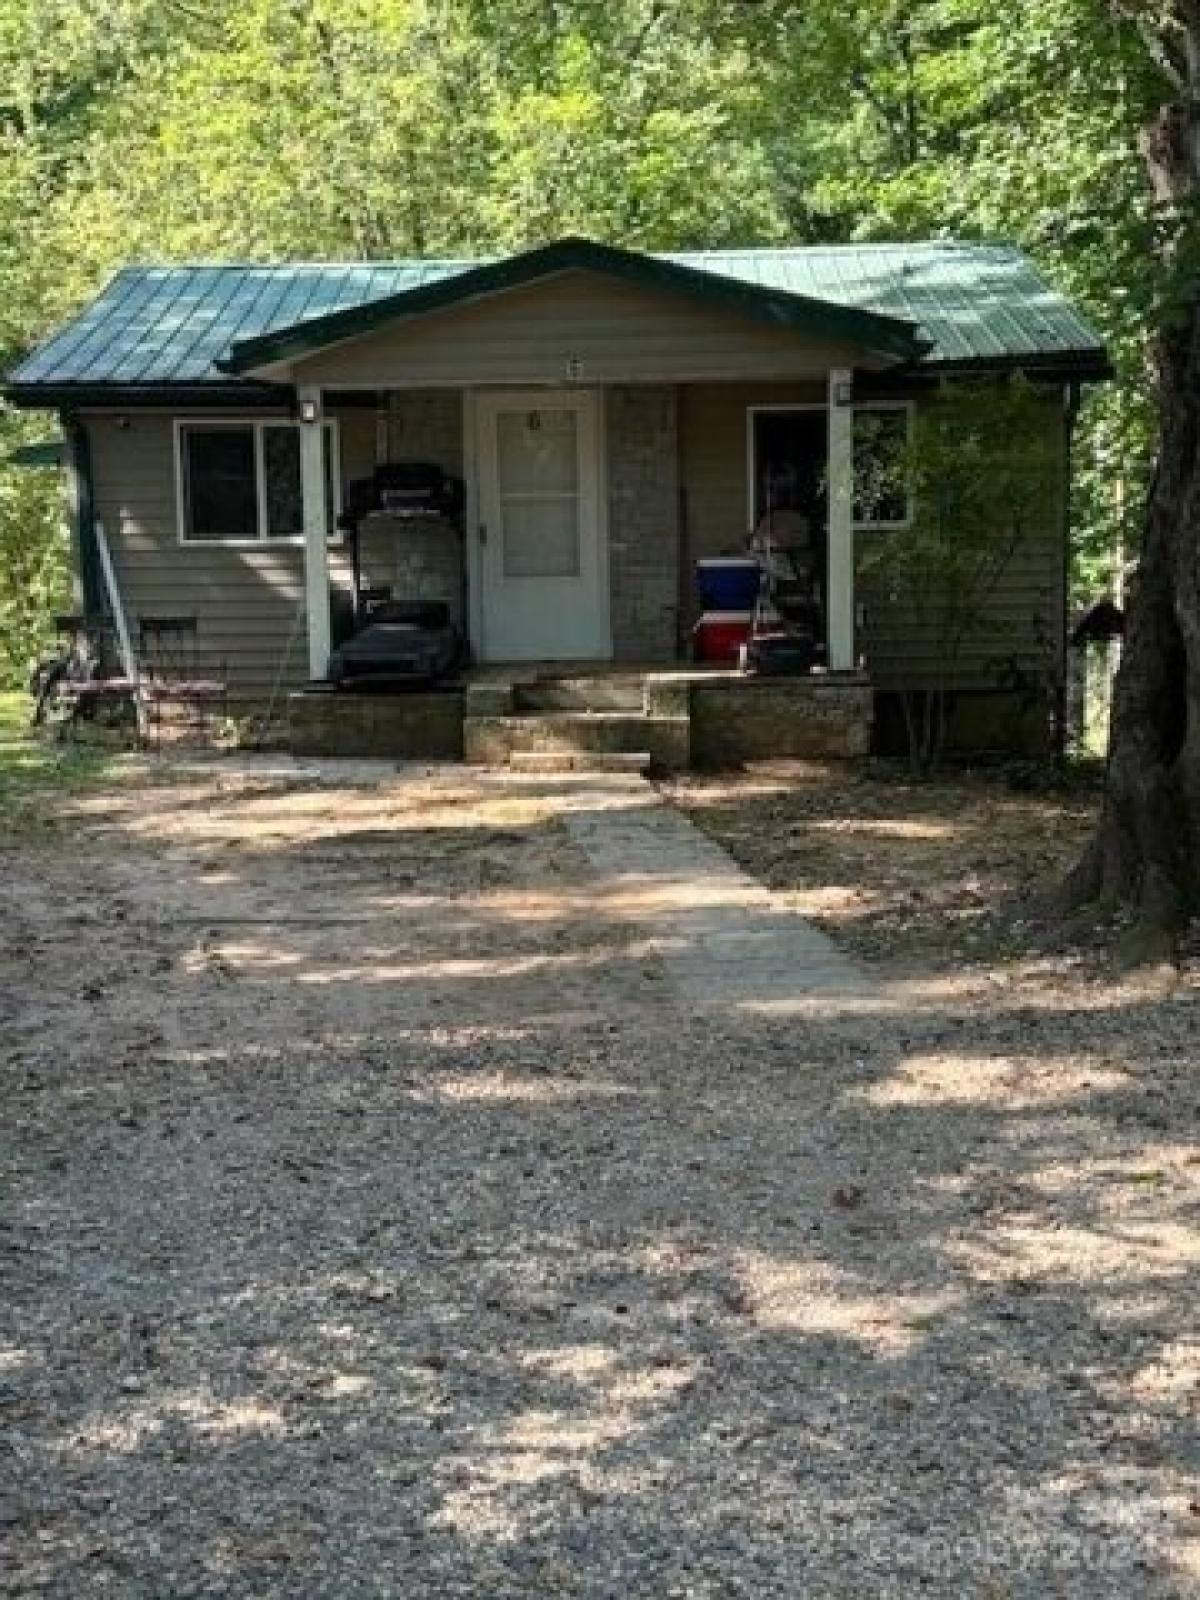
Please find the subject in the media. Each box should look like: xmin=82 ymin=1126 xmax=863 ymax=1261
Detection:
xmin=327 ymin=463 xmax=466 ymax=689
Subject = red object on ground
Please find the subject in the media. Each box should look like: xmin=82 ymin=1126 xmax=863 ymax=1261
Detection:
xmin=693 ymin=610 xmax=754 ymax=664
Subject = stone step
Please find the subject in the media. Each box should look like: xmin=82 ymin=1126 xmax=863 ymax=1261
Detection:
xmin=464 ymin=712 xmax=689 ymax=771
xmin=514 ymin=676 xmax=647 ymax=713
xmin=508 ymin=750 xmax=651 ymax=774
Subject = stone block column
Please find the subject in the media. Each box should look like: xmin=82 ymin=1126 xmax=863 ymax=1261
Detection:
xmin=606 ymin=386 xmax=680 ymax=661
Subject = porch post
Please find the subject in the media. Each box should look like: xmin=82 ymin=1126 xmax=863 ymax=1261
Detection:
xmin=826 ymin=368 xmax=856 ymax=672
xmin=298 ymin=384 xmax=332 ymax=680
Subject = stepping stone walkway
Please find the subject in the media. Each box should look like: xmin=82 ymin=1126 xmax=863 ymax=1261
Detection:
xmin=560 ymin=774 xmax=868 ymax=1014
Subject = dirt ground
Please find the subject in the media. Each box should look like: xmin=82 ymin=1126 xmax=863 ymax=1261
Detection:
xmin=1 ymin=754 xmax=1198 ymax=1598
xmin=663 ymin=760 xmax=1115 ymax=972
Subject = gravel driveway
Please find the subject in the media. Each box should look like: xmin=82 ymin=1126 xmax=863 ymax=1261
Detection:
xmin=2 ymin=760 xmax=1196 ymax=1598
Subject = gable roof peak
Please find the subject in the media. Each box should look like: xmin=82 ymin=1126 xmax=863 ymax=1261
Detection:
xmin=221 ymin=234 xmax=928 ymax=375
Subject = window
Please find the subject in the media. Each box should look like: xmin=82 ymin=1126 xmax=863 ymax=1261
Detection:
xmin=178 ymin=420 xmax=339 ymax=543
xmin=496 ymin=407 xmax=582 ymax=578
xmin=747 ymin=404 xmax=914 ymax=535
xmin=853 ymin=405 xmax=911 ymax=527
xmin=749 ymin=407 xmax=828 ymax=534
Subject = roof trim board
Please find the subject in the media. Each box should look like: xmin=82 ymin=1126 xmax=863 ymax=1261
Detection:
xmin=5 ymin=381 xmax=292 ymax=412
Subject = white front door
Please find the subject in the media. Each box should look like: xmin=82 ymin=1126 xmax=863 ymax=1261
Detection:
xmin=475 ymin=389 xmax=609 ymax=662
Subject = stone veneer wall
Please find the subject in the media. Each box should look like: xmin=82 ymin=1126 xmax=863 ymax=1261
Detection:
xmin=687 ymin=676 xmax=874 ymax=764
xmin=288 ymin=688 xmax=465 ymax=759
xmin=286 ymin=674 xmax=872 ymax=766
xmin=356 ymin=392 xmax=465 ymax=627
xmin=606 ymin=386 xmax=680 ymax=661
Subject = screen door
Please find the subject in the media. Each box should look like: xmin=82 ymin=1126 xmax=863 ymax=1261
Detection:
xmin=475 ymin=390 xmax=608 ymax=661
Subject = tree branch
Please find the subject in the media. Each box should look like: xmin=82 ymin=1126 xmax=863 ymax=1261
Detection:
xmin=1110 ymin=1 xmax=1190 ymax=88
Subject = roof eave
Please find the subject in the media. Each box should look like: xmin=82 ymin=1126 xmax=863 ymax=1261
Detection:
xmin=3 ymin=378 xmax=293 ymax=411
xmin=4 ymin=349 xmax=1111 ymax=410
xmin=917 ymin=349 xmax=1114 ymax=382
xmin=221 ymin=236 xmax=928 ymax=374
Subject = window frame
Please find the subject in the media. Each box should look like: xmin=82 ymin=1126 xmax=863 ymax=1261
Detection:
xmin=174 ymin=417 xmax=342 ymax=546
xmin=743 ymin=400 xmax=915 ymax=535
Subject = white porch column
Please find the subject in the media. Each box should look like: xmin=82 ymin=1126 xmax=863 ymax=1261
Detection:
xmin=826 ymin=368 xmax=856 ymax=672
xmin=298 ymin=384 xmax=332 ymax=680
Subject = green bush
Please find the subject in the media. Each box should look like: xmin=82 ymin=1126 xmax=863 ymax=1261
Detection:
xmin=860 ymin=379 xmax=1061 ymax=773
xmin=0 ymin=418 xmax=71 ymax=690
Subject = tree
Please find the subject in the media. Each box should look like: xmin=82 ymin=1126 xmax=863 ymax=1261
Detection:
xmin=1061 ymin=1 xmax=1200 ymax=959
xmin=0 ymin=441 xmax=69 ymax=686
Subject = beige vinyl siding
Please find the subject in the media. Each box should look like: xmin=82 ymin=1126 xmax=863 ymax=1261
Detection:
xmin=678 ymin=381 xmax=1067 ymax=690
xmin=288 ymin=271 xmax=867 ymax=389
xmin=856 ymin=532 xmax=1064 ymax=689
xmin=85 ymin=407 xmax=374 ymax=705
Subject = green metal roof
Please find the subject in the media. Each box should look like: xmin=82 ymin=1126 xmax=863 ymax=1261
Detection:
xmin=222 ymin=238 xmax=927 ymax=372
xmin=5 ymin=237 xmax=1109 ymax=399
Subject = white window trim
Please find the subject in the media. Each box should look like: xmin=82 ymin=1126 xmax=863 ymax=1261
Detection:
xmin=174 ymin=417 xmax=342 ymax=546
xmin=744 ymin=400 xmax=915 ymax=534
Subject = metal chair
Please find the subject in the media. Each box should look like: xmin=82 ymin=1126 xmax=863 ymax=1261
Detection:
xmin=36 ymin=615 xmax=141 ymax=739
xmin=137 ymin=616 xmax=228 ymax=748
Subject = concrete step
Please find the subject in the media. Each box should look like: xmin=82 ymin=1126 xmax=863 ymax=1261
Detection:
xmin=465 ymin=711 xmax=689 ymax=771
xmin=508 ymin=750 xmax=651 ymax=774
xmin=514 ymin=676 xmax=646 ymax=713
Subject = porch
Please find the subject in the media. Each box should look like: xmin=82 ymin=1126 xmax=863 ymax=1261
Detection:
xmin=285 ymin=365 xmax=874 ymax=768
xmin=286 ymin=661 xmax=874 ymax=771
xmin=295 ymin=371 xmax=863 ymax=688
xmin=211 ymin=242 xmax=918 ymax=738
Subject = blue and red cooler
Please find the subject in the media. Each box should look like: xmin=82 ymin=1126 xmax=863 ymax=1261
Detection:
xmin=692 ymin=558 xmax=761 ymax=665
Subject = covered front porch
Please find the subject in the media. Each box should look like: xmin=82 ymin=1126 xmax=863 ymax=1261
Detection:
xmin=210 ymin=236 xmax=925 ymax=766
xmin=291 ymin=367 xmax=864 ymax=685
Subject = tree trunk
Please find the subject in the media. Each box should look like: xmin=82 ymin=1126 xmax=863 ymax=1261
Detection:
xmin=1063 ymin=90 xmax=1200 ymax=957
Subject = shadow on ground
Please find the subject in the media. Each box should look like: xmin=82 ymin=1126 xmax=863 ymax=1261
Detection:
xmin=1 ymin=761 xmax=1196 ymax=1598
xmin=663 ymin=760 xmax=1109 ymax=971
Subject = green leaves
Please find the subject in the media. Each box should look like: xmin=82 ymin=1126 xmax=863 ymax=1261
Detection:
xmin=863 ymin=380 xmax=1061 ymax=642
xmin=860 ymin=378 xmax=1063 ymax=769
xmin=0 ymin=420 xmax=70 ymax=687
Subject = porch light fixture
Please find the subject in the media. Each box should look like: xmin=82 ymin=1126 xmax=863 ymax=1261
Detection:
xmin=833 ymin=377 xmax=855 ymax=407
xmin=298 ymin=396 xmax=322 ymax=425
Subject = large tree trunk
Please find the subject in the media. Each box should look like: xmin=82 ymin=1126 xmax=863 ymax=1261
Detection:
xmin=1064 ymin=91 xmax=1200 ymax=958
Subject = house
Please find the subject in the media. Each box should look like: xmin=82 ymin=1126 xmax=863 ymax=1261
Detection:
xmin=4 ymin=236 xmax=1109 ymax=765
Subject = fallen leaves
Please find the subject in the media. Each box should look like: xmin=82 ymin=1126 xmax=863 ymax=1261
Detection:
xmin=664 ymin=762 xmax=1104 ymax=972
